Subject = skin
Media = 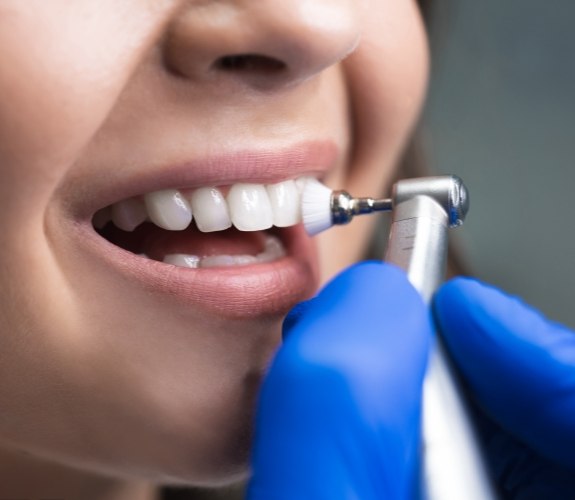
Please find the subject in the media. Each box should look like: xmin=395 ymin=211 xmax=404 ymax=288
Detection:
xmin=0 ymin=1 xmax=428 ymax=499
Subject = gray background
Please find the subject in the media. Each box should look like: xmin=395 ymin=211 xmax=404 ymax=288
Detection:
xmin=422 ymin=0 xmax=575 ymax=326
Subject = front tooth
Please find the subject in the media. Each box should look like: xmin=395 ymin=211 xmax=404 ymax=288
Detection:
xmin=163 ymin=254 xmax=200 ymax=268
xmin=111 ymin=197 xmax=147 ymax=231
xmin=266 ymin=180 xmax=301 ymax=227
xmin=295 ymin=176 xmax=314 ymax=194
xmin=144 ymin=189 xmax=192 ymax=230
xmin=257 ymin=235 xmax=286 ymax=262
xmin=227 ymin=184 xmax=273 ymax=231
xmin=189 ymin=187 xmax=232 ymax=232
xmin=265 ymin=235 xmax=286 ymax=256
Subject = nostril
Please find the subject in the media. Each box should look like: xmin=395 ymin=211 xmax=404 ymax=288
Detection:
xmin=214 ymin=54 xmax=286 ymax=74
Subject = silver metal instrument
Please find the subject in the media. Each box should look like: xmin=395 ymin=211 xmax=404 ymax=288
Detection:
xmin=304 ymin=175 xmax=497 ymax=498
xmin=384 ymin=176 xmax=495 ymax=500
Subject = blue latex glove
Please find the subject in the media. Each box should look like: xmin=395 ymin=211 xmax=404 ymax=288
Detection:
xmin=247 ymin=262 xmax=431 ymax=499
xmin=434 ymin=278 xmax=575 ymax=498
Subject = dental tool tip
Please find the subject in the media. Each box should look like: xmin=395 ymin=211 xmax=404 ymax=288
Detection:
xmin=301 ymin=178 xmax=333 ymax=236
xmin=302 ymin=178 xmax=392 ymax=236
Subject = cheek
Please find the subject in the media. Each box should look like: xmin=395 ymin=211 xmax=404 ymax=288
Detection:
xmin=0 ymin=1 xmax=169 ymax=218
xmin=346 ymin=0 xmax=429 ymax=189
xmin=317 ymin=1 xmax=429 ymax=279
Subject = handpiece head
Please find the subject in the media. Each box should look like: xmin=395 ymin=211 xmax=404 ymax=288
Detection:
xmin=393 ymin=175 xmax=469 ymax=228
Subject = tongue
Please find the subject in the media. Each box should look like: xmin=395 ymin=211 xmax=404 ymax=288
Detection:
xmin=101 ymin=222 xmax=268 ymax=260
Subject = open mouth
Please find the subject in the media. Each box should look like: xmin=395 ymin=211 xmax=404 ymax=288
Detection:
xmin=93 ymin=177 xmax=311 ymax=269
xmin=70 ymin=142 xmax=336 ymax=315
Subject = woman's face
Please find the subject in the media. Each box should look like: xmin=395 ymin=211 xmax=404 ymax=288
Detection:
xmin=0 ymin=0 xmax=428 ymax=486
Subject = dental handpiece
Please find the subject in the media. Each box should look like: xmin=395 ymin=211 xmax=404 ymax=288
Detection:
xmin=302 ymin=176 xmax=496 ymax=499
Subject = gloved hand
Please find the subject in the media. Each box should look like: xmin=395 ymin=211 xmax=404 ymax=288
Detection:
xmin=434 ymin=278 xmax=575 ymax=498
xmin=247 ymin=262 xmax=432 ymax=500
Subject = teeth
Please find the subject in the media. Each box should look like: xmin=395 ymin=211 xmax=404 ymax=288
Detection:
xmin=111 ymin=197 xmax=147 ymax=232
xmin=227 ymin=184 xmax=273 ymax=231
xmin=259 ymin=234 xmax=286 ymax=262
xmin=188 ymin=187 xmax=232 ymax=232
xmin=98 ymin=176 xmax=316 ymax=234
xmin=161 ymin=235 xmax=286 ymax=269
xmin=144 ymin=189 xmax=192 ymax=231
xmin=266 ymin=180 xmax=301 ymax=227
xmin=295 ymin=176 xmax=314 ymax=194
xmin=163 ymin=254 xmax=200 ymax=268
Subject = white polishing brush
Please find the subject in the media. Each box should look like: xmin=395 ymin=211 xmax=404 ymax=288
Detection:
xmin=301 ymin=178 xmax=393 ymax=236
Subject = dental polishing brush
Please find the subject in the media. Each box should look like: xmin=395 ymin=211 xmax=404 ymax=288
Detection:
xmin=301 ymin=178 xmax=394 ymax=236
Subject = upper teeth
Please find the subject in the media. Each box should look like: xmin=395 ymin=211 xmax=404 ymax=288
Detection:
xmin=95 ymin=177 xmax=311 ymax=232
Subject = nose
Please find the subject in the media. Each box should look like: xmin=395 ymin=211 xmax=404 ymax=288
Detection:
xmin=163 ymin=0 xmax=361 ymax=89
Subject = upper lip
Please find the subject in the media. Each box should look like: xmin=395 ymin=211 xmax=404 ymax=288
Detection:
xmin=70 ymin=140 xmax=339 ymax=222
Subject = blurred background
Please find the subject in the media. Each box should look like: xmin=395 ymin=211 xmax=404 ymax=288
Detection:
xmin=422 ymin=0 xmax=575 ymax=326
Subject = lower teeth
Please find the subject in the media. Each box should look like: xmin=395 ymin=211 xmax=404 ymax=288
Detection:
xmin=161 ymin=235 xmax=286 ymax=269
xmin=163 ymin=254 xmax=201 ymax=268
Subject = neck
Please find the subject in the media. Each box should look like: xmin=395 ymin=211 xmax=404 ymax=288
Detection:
xmin=0 ymin=445 xmax=157 ymax=500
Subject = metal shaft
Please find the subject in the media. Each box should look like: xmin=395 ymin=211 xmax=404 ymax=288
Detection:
xmin=384 ymin=177 xmax=495 ymax=500
xmin=330 ymin=191 xmax=392 ymax=225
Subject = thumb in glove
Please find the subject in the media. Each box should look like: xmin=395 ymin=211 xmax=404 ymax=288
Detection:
xmin=248 ymin=262 xmax=431 ymax=500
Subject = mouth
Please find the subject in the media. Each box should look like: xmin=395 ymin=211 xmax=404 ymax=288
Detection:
xmin=68 ymin=143 xmax=336 ymax=317
xmin=93 ymin=177 xmax=310 ymax=268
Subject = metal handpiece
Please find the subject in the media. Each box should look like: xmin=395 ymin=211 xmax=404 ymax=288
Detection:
xmin=384 ymin=176 xmax=496 ymax=500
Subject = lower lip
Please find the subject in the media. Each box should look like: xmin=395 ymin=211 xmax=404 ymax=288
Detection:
xmin=73 ymin=221 xmax=320 ymax=318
